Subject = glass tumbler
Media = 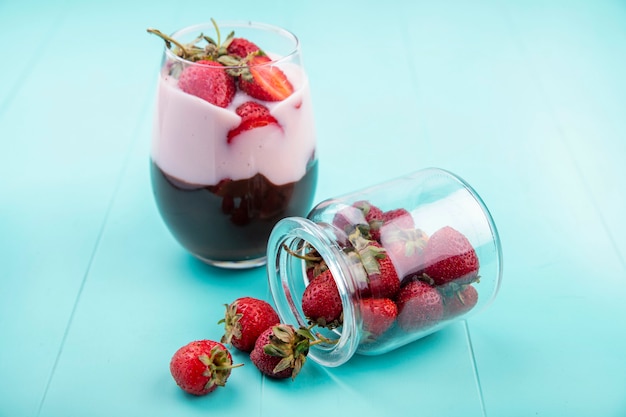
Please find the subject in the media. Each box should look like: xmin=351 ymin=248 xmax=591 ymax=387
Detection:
xmin=149 ymin=21 xmax=317 ymax=268
xmin=267 ymin=168 xmax=502 ymax=367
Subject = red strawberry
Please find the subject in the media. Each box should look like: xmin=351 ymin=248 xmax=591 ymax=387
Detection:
xmin=395 ymin=281 xmax=444 ymax=332
xmin=301 ymin=269 xmax=343 ymax=328
xmin=169 ymin=339 xmax=240 ymax=395
xmin=227 ymin=37 xmax=261 ymax=58
xmin=423 ymin=226 xmax=479 ymax=286
xmin=219 ymin=297 xmax=280 ymax=352
xmin=250 ymin=324 xmax=313 ymax=380
xmin=381 ymin=226 xmax=428 ymax=282
xmin=227 ymin=101 xmax=281 ymax=143
xmin=353 ymin=200 xmax=384 ymax=241
xmin=178 ymin=60 xmax=236 ymax=108
xmin=382 ymin=208 xmax=414 ymax=230
xmin=441 ymin=284 xmax=478 ymax=319
xmin=239 ymin=55 xmax=294 ymax=101
xmin=355 ymin=241 xmax=400 ymax=299
xmin=360 ymin=297 xmax=397 ymax=340
xmin=370 ymin=254 xmax=401 ymax=298
xmin=363 ymin=254 xmax=401 ymax=299
xmin=332 ymin=205 xmax=367 ymax=236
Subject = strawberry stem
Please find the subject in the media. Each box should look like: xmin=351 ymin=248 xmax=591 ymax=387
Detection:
xmin=309 ymin=333 xmax=338 ymax=347
xmin=213 ymin=363 xmax=244 ymax=371
xmin=299 ymin=324 xmax=339 ymax=347
xmin=146 ymin=28 xmax=192 ymax=59
xmin=210 ymin=18 xmax=221 ymax=48
xmin=282 ymin=243 xmax=323 ymax=262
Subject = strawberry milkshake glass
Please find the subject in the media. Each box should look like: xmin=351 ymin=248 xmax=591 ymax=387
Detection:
xmin=148 ymin=21 xmax=317 ymax=268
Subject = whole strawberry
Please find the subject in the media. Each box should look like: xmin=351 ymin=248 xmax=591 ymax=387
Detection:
xmin=227 ymin=37 xmax=261 ymax=58
xmin=441 ymin=284 xmax=478 ymax=319
xmin=395 ymin=281 xmax=444 ymax=332
xmin=381 ymin=226 xmax=428 ymax=283
xmin=356 ymin=242 xmax=400 ymax=299
xmin=360 ymin=297 xmax=397 ymax=340
xmin=178 ymin=60 xmax=236 ymax=108
xmin=363 ymin=253 xmax=401 ymax=299
xmin=169 ymin=339 xmax=240 ymax=395
xmin=301 ymin=269 xmax=343 ymax=328
xmin=353 ymin=200 xmax=384 ymax=241
xmin=423 ymin=226 xmax=479 ymax=286
xmin=219 ymin=297 xmax=280 ymax=352
xmin=332 ymin=205 xmax=367 ymax=236
xmin=250 ymin=324 xmax=313 ymax=380
xmin=382 ymin=208 xmax=414 ymax=230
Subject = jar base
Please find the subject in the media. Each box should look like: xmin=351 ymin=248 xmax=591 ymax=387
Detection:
xmin=194 ymin=254 xmax=267 ymax=269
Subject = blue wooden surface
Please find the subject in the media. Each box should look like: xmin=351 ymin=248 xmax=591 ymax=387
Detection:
xmin=1 ymin=0 xmax=625 ymax=416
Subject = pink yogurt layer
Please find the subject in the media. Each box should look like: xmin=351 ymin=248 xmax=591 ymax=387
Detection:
xmin=151 ymin=62 xmax=316 ymax=187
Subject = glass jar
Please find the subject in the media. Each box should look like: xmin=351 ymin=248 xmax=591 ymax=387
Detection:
xmin=267 ymin=168 xmax=502 ymax=367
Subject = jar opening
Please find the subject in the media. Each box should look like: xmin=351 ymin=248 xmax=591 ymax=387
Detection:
xmin=267 ymin=217 xmax=362 ymax=367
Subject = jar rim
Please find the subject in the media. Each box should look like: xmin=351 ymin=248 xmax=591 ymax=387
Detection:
xmin=267 ymin=217 xmax=362 ymax=367
xmin=163 ymin=20 xmax=301 ymax=68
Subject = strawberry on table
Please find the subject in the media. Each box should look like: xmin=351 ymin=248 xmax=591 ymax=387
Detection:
xmin=178 ymin=60 xmax=236 ymax=108
xmin=250 ymin=324 xmax=314 ymax=380
xmin=395 ymin=281 xmax=444 ymax=332
xmin=360 ymin=297 xmax=397 ymax=340
xmin=219 ymin=297 xmax=281 ymax=352
xmin=169 ymin=339 xmax=241 ymax=396
xmin=422 ymin=226 xmax=479 ymax=286
xmin=227 ymin=101 xmax=281 ymax=143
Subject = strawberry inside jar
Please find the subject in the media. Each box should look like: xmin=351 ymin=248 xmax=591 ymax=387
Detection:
xmin=266 ymin=168 xmax=503 ymax=366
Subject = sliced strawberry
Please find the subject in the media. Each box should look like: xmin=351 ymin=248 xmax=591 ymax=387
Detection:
xmin=235 ymin=100 xmax=274 ymax=119
xmin=239 ymin=55 xmax=294 ymax=101
xmin=227 ymin=101 xmax=281 ymax=143
xmin=178 ymin=60 xmax=236 ymax=108
xmin=227 ymin=37 xmax=261 ymax=58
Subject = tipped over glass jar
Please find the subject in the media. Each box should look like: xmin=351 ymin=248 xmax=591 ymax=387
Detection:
xmin=267 ymin=168 xmax=503 ymax=367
